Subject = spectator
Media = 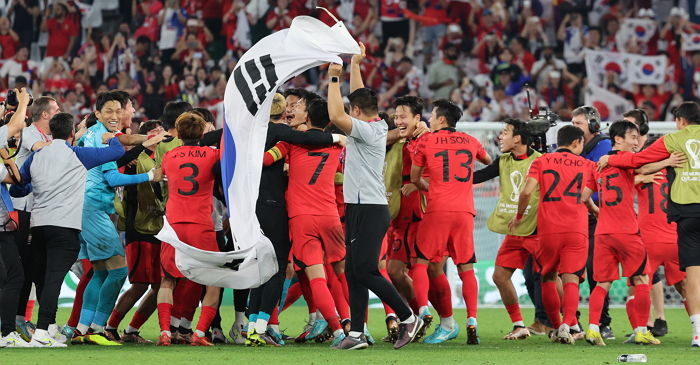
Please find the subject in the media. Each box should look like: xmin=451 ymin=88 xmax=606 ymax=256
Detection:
xmin=158 ymin=0 xmax=188 ymax=64
xmin=509 ymin=37 xmax=536 ymax=75
xmin=266 ymin=0 xmax=295 ymax=32
xmin=531 ymin=46 xmax=567 ymax=90
xmin=8 ymin=0 xmax=40 ymax=46
xmin=179 ymin=73 xmax=200 ymax=106
xmin=557 ymin=12 xmax=587 ymax=74
xmin=41 ymin=3 xmax=78 ymax=59
xmin=0 ymin=16 xmax=20 ymax=60
xmin=427 ymin=43 xmax=460 ymax=100
xmin=0 ymin=46 xmax=37 ymax=88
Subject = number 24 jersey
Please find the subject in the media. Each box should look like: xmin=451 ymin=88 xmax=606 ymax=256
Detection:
xmin=413 ymin=129 xmax=487 ymax=214
xmin=162 ymin=145 xmax=221 ymax=225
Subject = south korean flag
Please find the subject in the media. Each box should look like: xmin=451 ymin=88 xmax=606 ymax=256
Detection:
xmin=630 ymin=55 xmax=667 ymax=85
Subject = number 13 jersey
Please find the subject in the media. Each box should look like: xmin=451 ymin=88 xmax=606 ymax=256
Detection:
xmin=162 ymin=145 xmax=221 ymax=225
xmin=527 ymin=149 xmax=597 ymax=236
xmin=413 ymin=128 xmax=487 ymax=214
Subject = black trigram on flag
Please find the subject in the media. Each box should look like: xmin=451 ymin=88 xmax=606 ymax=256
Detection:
xmin=234 ymin=55 xmax=279 ymax=116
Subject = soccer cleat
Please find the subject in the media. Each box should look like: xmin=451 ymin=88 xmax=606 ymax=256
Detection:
xmin=85 ymin=332 xmax=123 ymax=346
xmin=424 ymin=325 xmax=460 ymax=344
xmin=331 ymin=334 xmax=368 ymax=350
xmin=176 ymin=332 xmax=192 ymax=345
xmin=528 ymin=320 xmax=554 ymax=336
xmin=466 ymin=324 xmax=480 ymax=345
xmin=651 ymin=318 xmax=668 ymax=337
xmin=556 ymin=324 xmax=575 ymax=344
xmin=364 ymin=324 xmax=375 ymax=345
xmin=266 ymin=328 xmax=285 ymax=346
xmin=294 ymin=321 xmax=314 ymax=343
xmin=600 ymin=325 xmax=615 ymax=340
xmin=383 ymin=316 xmax=399 ymax=343
xmin=191 ymin=333 xmax=215 ymax=346
xmin=503 ymin=326 xmax=530 ymax=340
xmin=1 ymin=331 xmax=33 ymax=347
xmin=71 ymin=330 xmax=86 ymax=345
xmin=16 ymin=320 xmax=34 ymax=342
xmin=394 ymin=315 xmax=424 ymax=350
xmin=330 ymin=333 xmax=346 ymax=348
xmin=29 ymin=337 xmax=67 ymax=348
xmin=61 ymin=325 xmax=76 ymax=340
xmin=259 ymin=332 xmax=282 ymax=347
xmin=47 ymin=324 xmax=68 ymax=344
xmin=623 ymin=333 xmax=636 ymax=344
xmin=157 ymin=333 xmax=172 ymax=346
xmin=211 ymin=328 xmax=227 ymax=344
xmin=584 ymin=329 xmax=606 ymax=346
xmin=692 ymin=335 xmax=700 ymax=347
xmin=122 ymin=331 xmax=152 ymax=344
xmin=415 ymin=312 xmax=433 ymax=342
xmin=104 ymin=328 xmax=122 ymax=343
xmin=315 ymin=326 xmax=333 ymax=343
xmin=570 ymin=328 xmax=585 ymax=341
xmin=305 ymin=319 xmax=329 ymax=340
xmin=245 ymin=330 xmax=266 ymax=347
xmin=229 ymin=323 xmax=246 ymax=345
xmin=634 ymin=331 xmax=661 ymax=345
xmin=341 ymin=319 xmax=351 ymax=335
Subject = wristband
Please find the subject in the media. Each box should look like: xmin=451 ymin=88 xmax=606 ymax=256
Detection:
xmin=515 ymin=212 xmax=524 ymax=220
xmin=330 ymin=76 xmax=339 ymax=83
xmin=147 ymin=170 xmax=155 ymax=181
xmin=332 ymin=134 xmax=340 ymax=143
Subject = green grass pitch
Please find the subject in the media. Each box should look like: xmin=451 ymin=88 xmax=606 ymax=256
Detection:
xmin=4 ymin=307 xmax=699 ymax=364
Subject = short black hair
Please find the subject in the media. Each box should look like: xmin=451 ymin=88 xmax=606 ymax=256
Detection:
xmin=394 ymin=96 xmax=424 ymax=117
xmin=302 ymin=92 xmax=323 ymax=112
xmin=86 ymin=112 xmax=98 ymax=128
xmin=139 ymin=120 xmax=162 ymax=135
xmin=672 ymin=101 xmax=700 ymax=125
xmin=557 ymin=125 xmax=585 ymax=147
xmin=112 ymin=90 xmax=132 ymax=108
xmin=622 ymin=109 xmax=649 ymax=135
xmin=609 ymin=120 xmax=639 ymax=144
xmin=95 ymin=91 xmax=123 ymax=112
xmin=348 ymin=88 xmax=379 ymax=116
xmin=161 ymin=101 xmax=193 ymax=130
xmin=307 ymin=99 xmax=330 ymax=129
xmin=283 ymin=88 xmax=309 ymax=100
xmin=503 ymin=118 xmax=532 ymax=146
xmin=49 ymin=112 xmax=76 ymax=140
xmin=379 ymin=111 xmax=395 ymax=130
xmin=192 ymin=107 xmax=215 ymax=124
xmin=432 ymin=99 xmax=462 ymax=127
xmin=399 ymin=57 xmax=413 ymax=65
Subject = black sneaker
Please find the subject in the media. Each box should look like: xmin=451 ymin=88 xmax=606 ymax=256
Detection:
xmin=331 ymin=334 xmax=368 ymax=350
xmin=394 ymin=316 xmax=424 ymax=350
xmin=600 ymin=325 xmax=615 ymax=340
xmin=651 ymin=319 xmax=668 ymax=337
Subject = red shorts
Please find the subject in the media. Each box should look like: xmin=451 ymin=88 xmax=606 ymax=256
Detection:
xmin=125 ymin=240 xmax=161 ymax=284
xmin=160 ymin=222 xmax=219 ymax=279
xmin=416 ymin=211 xmax=475 ymax=265
xmin=593 ymin=234 xmax=648 ymax=283
xmin=535 ymin=232 xmax=587 ymax=278
xmin=495 ymin=235 xmax=539 ymax=270
xmin=646 ymin=242 xmax=685 ymax=285
xmin=289 ymin=215 xmax=345 ymax=270
xmin=387 ymin=221 xmax=419 ymax=264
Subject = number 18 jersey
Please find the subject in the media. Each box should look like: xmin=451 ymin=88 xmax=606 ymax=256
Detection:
xmin=162 ymin=145 xmax=221 ymax=225
xmin=413 ymin=129 xmax=487 ymax=214
xmin=527 ymin=150 xmax=596 ymax=236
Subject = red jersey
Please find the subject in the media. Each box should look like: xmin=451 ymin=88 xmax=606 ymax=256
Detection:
xmin=527 ymin=150 xmax=596 ymax=235
xmin=396 ymin=140 xmax=425 ymax=223
xmin=162 ymin=145 xmax=220 ymax=226
xmin=46 ymin=18 xmax=76 ymax=57
xmin=636 ymin=171 xmax=677 ymax=244
xmin=286 ymin=138 xmax=341 ymax=219
xmin=592 ymin=151 xmax=639 ymax=235
xmin=413 ymin=129 xmax=487 ymax=214
xmin=380 ymin=0 xmax=405 ymax=19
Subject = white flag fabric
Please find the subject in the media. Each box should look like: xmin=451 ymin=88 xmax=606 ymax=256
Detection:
xmin=584 ymin=83 xmax=634 ymax=122
xmin=585 ymin=50 xmax=667 ymax=92
xmin=616 ymin=18 xmax=657 ymax=50
xmin=155 ymin=16 xmax=360 ymax=289
xmin=682 ymin=33 xmax=700 ymax=52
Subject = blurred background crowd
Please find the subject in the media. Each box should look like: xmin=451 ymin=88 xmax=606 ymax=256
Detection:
xmin=0 ymin=0 xmax=698 ymax=126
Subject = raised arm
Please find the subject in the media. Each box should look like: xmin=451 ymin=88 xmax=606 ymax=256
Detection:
xmin=327 ymin=63 xmax=353 ymax=135
xmin=350 ymin=42 xmax=366 ymax=93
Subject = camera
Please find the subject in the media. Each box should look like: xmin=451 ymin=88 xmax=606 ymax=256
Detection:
xmin=6 ymin=89 xmax=33 ymax=108
xmin=526 ymin=109 xmax=559 ymax=153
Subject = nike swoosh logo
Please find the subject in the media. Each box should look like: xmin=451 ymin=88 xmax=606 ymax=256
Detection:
xmin=350 ymin=238 xmax=356 ymax=243
xmin=34 ymin=339 xmax=50 ymax=345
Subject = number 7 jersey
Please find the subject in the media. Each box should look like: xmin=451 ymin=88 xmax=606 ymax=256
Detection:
xmin=413 ymin=128 xmax=487 ymax=214
xmin=527 ymin=149 xmax=597 ymax=235
xmin=162 ymin=145 xmax=221 ymax=225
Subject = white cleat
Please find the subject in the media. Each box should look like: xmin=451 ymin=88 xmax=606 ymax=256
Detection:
xmin=692 ymin=335 xmax=700 ymax=347
xmin=48 ymin=324 xmax=68 ymax=344
xmin=556 ymin=324 xmax=574 ymax=344
xmin=229 ymin=320 xmax=248 ymax=345
xmin=503 ymin=326 xmax=530 ymax=340
xmin=1 ymin=332 xmax=33 ymax=348
xmin=29 ymin=329 xmax=68 ymax=348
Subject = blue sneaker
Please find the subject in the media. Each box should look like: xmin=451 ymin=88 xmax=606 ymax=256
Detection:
xmin=305 ymin=319 xmax=328 ymax=340
xmin=61 ymin=325 xmax=76 ymax=340
xmin=423 ymin=325 xmax=460 ymax=344
xmin=363 ymin=323 xmax=375 ymax=345
xmin=330 ymin=333 xmax=346 ymax=348
xmin=266 ymin=328 xmax=285 ymax=346
xmin=16 ymin=320 xmax=34 ymax=342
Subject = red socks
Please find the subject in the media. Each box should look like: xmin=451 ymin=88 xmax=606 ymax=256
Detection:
xmin=541 ymin=281 xmax=562 ymax=328
xmin=505 ymin=303 xmax=523 ymax=323
xmin=67 ymin=264 xmax=92 ymax=327
xmin=269 ymin=306 xmax=280 ymax=325
xmin=336 ymin=272 xmax=350 ymax=303
xmin=429 ymin=274 xmax=453 ymax=318
xmin=157 ymin=303 xmax=173 ymax=332
xmin=298 ymin=272 xmax=317 ymax=314
xmin=458 ymin=270 xmax=478 ymax=319
xmin=410 ymin=263 xmax=430 ymax=308
xmin=282 ymin=281 xmax=302 ymax=311
xmin=379 ymin=268 xmax=395 ymax=315
xmin=626 ymin=296 xmax=637 ymax=329
xmin=107 ymin=309 xmax=124 ymax=329
xmin=562 ymin=282 xmax=579 ymax=326
xmin=326 ymin=268 xmax=350 ymax=319
xmin=309 ymin=277 xmax=342 ymax=331
xmin=634 ymin=284 xmax=651 ymax=328
xmin=173 ymin=279 xmax=203 ymax=323
xmin=195 ymin=306 xmax=217 ymax=333
xmin=129 ymin=310 xmax=149 ymax=330
xmin=588 ymin=285 xmax=608 ymax=326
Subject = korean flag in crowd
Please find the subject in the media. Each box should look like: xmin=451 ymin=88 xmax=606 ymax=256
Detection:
xmin=682 ymin=33 xmax=700 ymax=52
xmin=616 ymin=18 xmax=657 ymax=50
xmin=584 ymin=83 xmax=634 ymax=122
xmin=630 ymin=54 xmax=667 ymax=85
xmin=157 ymin=15 xmax=360 ymax=289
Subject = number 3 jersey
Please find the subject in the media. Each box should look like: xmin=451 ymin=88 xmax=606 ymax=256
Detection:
xmin=162 ymin=145 xmax=221 ymax=225
xmin=286 ymin=141 xmax=342 ymax=219
xmin=527 ymin=149 xmax=596 ymax=236
xmin=592 ymin=151 xmax=639 ymax=235
xmin=413 ymin=128 xmax=487 ymax=214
